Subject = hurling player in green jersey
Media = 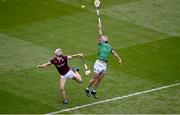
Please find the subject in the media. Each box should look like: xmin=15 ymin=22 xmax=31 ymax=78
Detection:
xmin=85 ymin=11 xmax=122 ymax=98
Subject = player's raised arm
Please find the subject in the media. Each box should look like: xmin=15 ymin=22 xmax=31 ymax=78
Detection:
xmin=98 ymin=19 xmax=103 ymax=38
xmin=94 ymin=0 xmax=103 ymax=39
xmin=37 ymin=62 xmax=51 ymax=68
xmin=112 ymin=50 xmax=122 ymax=64
xmin=67 ymin=53 xmax=83 ymax=60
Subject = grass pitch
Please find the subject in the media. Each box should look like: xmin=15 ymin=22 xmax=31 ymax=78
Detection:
xmin=0 ymin=0 xmax=180 ymax=114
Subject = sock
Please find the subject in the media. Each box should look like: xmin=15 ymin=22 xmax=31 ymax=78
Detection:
xmin=86 ymin=87 xmax=90 ymax=91
xmin=92 ymin=89 xmax=96 ymax=92
xmin=93 ymin=85 xmax=98 ymax=91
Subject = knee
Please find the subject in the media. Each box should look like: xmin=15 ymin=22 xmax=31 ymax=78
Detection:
xmin=60 ymin=87 xmax=65 ymax=91
xmin=75 ymin=75 xmax=83 ymax=83
xmin=93 ymin=77 xmax=98 ymax=81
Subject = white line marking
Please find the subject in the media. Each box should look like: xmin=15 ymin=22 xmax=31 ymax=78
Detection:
xmin=46 ymin=83 xmax=180 ymax=115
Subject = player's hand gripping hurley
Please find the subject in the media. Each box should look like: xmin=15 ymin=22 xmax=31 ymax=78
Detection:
xmin=81 ymin=57 xmax=91 ymax=76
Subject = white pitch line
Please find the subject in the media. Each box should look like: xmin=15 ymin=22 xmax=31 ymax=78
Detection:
xmin=46 ymin=83 xmax=180 ymax=115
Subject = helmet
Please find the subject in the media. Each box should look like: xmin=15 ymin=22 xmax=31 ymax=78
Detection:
xmin=55 ymin=48 xmax=62 ymax=56
xmin=100 ymin=36 xmax=108 ymax=43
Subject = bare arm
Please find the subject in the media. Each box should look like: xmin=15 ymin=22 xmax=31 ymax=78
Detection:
xmin=94 ymin=0 xmax=103 ymax=39
xmin=67 ymin=53 xmax=83 ymax=60
xmin=98 ymin=14 xmax=103 ymax=38
xmin=112 ymin=50 xmax=122 ymax=64
xmin=37 ymin=62 xmax=51 ymax=68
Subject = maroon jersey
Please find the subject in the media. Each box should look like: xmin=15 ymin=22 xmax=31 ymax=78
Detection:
xmin=50 ymin=55 xmax=70 ymax=75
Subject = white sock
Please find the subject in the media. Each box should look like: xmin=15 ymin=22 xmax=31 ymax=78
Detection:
xmin=86 ymin=87 xmax=90 ymax=90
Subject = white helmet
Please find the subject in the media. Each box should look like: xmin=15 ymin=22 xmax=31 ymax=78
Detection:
xmin=100 ymin=36 xmax=108 ymax=42
xmin=55 ymin=48 xmax=62 ymax=56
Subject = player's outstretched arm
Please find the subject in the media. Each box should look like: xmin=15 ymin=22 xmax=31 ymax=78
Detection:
xmin=112 ymin=50 xmax=122 ymax=64
xmin=67 ymin=53 xmax=83 ymax=60
xmin=37 ymin=62 xmax=51 ymax=68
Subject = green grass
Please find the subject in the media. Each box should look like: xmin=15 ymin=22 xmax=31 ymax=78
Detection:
xmin=101 ymin=0 xmax=180 ymax=36
xmin=63 ymin=85 xmax=180 ymax=114
xmin=0 ymin=0 xmax=84 ymax=29
xmin=0 ymin=0 xmax=180 ymax=114
xmin=117 ymin=37 xmax=180 ymax=84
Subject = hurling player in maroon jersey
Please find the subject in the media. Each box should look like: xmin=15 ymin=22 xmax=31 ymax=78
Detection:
xmin=38 ymin=48 xmax=84 ymax=104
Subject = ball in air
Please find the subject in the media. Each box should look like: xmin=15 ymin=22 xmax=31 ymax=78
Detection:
xmin=81 ymin=5 xmax=85 ymax=8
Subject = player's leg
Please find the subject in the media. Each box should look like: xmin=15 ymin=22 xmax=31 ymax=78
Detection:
xmin=84 ymin=73 xmax=99 ymax=97
xmin=88 ymin=60 xmax=101 ymax=88
xmin=90 ymin=60 xmax=107 ymax=98
xmin=93 ymin=72 xmax=105 ymax=90
xmin=88 ymin=73 xmax=99 ymax=88
xmin=73 ymin=71 xmax=83 ymax=83
xmin=85 ymin=60 xmax=101 ymax=97
xmin=91 ymin=72 xmax=105 ymax=98
xmin=60 ymin=78 xmax=68 ymax=104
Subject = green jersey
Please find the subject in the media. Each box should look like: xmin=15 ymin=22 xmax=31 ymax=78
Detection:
xmin=97 ymin=42 xmax=113 ymax=61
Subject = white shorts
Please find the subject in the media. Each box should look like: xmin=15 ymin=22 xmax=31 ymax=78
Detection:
xmin=61 ymin=69 xmax=76 ymax=79
xmin=94 ymin=60 xmax=107 ymax=74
